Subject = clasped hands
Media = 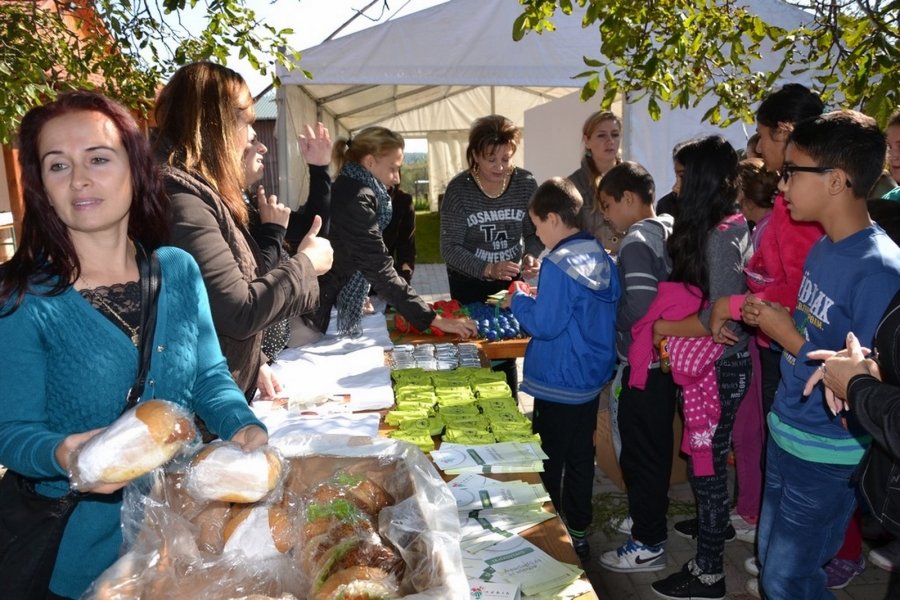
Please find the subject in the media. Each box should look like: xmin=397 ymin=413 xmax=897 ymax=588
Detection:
xmin=803 ymin=331 xmax=880 ymax=416
xmin=709 ymin=294 xmax=794 ymax=346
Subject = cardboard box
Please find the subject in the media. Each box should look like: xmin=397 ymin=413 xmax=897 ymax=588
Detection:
xmin=594 ymin=407 xmax=689 ymax=490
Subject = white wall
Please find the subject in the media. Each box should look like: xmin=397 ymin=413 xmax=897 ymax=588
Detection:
xmin=625 ymin=95 xmax=753 ymax=197
xmin=523 ymin=91 xmax=603 ymax=186
xmin=524 ymin=91 xmax=755 ymax=201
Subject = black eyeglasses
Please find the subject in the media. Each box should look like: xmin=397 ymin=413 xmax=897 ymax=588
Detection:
xmin=780 ymin=164 xmax=835 ymax=184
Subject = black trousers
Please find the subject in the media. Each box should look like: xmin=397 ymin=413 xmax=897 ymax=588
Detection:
xmin=759 ymin=343 xmax=781 ymax=419
xmin=690 ymin=351 xmax=751 ymax=575
xmin=532 ymin=395 xmax=600 ymax=534
xmin=617 ymin=365 xmax=678 ymax=546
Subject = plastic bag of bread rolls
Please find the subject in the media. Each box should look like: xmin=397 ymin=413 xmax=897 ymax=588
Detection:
xmin=83 ymin=436 xmax=470 ymax=600
xmin=71 ymin=399 xmax=196 ymax=489
xmin=185 ymin=441 xmax=286 ymax=503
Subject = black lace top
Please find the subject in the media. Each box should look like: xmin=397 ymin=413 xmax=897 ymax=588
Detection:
xmin=79 ymin=281 xmax=142 ymax=340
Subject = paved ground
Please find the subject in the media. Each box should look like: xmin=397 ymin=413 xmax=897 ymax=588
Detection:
xmin=411 ymin=263 xmax=896 ymax=600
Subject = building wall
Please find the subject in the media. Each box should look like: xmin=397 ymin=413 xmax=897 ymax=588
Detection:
xmin=255 ymin=119 xmax=280 ymax=200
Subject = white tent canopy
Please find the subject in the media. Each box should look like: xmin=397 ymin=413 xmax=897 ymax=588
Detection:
xmin=276 ymin=0 xmax=812 ymax=208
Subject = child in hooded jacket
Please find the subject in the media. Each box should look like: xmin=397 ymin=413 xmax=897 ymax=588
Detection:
xmin=506 ymin=176 xmax=621 ymax=561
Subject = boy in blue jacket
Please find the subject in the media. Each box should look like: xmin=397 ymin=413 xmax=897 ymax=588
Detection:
xmin=506 ymin=176 xmax=621 ymax=561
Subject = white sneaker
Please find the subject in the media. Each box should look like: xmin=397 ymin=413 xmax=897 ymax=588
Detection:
xmin=598 ymin=537 xmax=666 ymax=572
xmin=744 ymin=556 xmax=760 ymax=577
xmin=870 ymin=539 xmax=900 ymax=572
xmin=746 ymin=577 xmax=760 ymax=598
xmin=609 ymin=514 xmax=633 ymax=535
xmin=730 ymin=512 xmax=757 ymax=543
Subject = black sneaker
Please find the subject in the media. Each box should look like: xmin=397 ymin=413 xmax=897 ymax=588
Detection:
xmin=651 ymin=563 xmax=726 ymax=600
xmin=572 ymin=536 xmax=590 ymax=563
xmin=672 ymin=518 xmax=736 ymax=542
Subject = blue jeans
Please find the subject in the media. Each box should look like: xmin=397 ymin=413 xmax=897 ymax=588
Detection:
xmin=757 ymin=439 xmax=858 ymax=599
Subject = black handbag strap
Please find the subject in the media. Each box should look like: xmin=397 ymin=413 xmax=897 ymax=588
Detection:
xmin=125 ymin=245 xmax=161 ymax=411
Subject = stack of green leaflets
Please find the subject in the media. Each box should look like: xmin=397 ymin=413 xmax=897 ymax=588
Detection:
xmin=387 ymin=368 xmax=440 ymax=451
xmin=387 ymin=365 xmax=540 ymax=449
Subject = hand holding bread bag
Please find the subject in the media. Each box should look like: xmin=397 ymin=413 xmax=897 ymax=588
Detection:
xmin=185 ymin=441 xmax=285 ymax=503
xmin=69 ymin=399 xmax=196 ymax=490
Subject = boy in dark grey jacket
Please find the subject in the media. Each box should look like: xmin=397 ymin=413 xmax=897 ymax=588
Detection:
xmin=595 ymin=162 xmax=677 ymax=573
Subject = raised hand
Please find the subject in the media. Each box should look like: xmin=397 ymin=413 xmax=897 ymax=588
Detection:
xmin=299 ymin=122 xmax=333 ymax=167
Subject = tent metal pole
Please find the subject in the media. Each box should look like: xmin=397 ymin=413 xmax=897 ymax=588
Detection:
xmin=275 ymin=85 xmax=292 ymax=212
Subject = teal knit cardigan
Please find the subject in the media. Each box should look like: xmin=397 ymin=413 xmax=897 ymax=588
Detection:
xmin=0 ymin=246 xmax=265 ymax=598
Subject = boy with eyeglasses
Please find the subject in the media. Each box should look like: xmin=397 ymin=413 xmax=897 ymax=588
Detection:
xmin=743 ymin=110 xmax=900 ymax=598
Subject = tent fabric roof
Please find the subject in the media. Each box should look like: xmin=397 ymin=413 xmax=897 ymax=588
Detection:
xmin=275 ymin=0 xmax=814 ymax=209
xmin=278 ymin=0 xmax=811 ymax=135
xmin=280 ymin=0 xmax=604 ymax=88
xmin=277 ymin=0 xmax=608 ymax=135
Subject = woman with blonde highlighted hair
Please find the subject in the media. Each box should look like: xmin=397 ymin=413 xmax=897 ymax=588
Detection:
xmin=568 ymin=110 xmax=624 ymax=251
xmin=312 ymin=126 xmax=476 ymax=339
xmin=155 ymin=62 xmax=333 ymax=401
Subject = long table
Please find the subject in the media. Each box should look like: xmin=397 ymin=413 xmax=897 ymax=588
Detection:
xmin=378 ymin=375 xmax=598 ymax=599
xmin=280 ymin=310 xmax=597 ymax=598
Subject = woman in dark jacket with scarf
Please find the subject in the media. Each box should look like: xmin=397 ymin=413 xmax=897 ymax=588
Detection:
xmin=311 ymin=126 xmax=476 ymax=340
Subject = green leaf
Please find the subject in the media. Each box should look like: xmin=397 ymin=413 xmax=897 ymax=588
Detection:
xmin=647 ymin=97 xmax=661 ymax=120
xmin=581 ymin=74 xmax=600 ymax=100
xmin=512 ymin=13 xmax=528 ymax=41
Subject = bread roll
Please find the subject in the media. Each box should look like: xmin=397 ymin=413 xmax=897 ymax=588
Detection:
xmin=310 ymin=476 xmax=393 ymax=517
xmin=222 ymin=505 xmax=293 ymax=558
xmin=191 ymin=501 xmax=232 ymax=554
xmin=302 ymin=499 xmax=371 ymax=541
xmin=74 ymin=400 xmax=195 ymax=487
xmin=186 ymin=443 xmax=284 ymax=503
xmin=313 ymin=566 xmax=399 ymax=600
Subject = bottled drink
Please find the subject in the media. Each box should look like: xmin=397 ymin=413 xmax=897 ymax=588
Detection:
xmin=659 ymin=338 xmax=671 ymax=374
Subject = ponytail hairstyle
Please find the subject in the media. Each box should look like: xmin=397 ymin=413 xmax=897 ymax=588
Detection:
xmin=737 ymin=158 xmax=778 ymax=211
xmin=154 ymin=62 xmax=254 ymax=226
xmin=1 ymin=91 xmax=170 ymax=315
xmin=332 ymin=126 xmax=405 ymax=176
xmin=667 ymin=136 xmax=740 ymax=299
xmin=756 ymin=83 xmax=824 ymax=130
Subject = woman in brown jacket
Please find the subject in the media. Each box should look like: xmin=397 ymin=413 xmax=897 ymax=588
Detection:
xmin=154 ymin=62 xmax=333 ymax=400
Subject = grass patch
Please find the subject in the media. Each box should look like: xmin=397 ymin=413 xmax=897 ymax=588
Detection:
xmin=415 ymin=210 xmax=443 ymax=264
